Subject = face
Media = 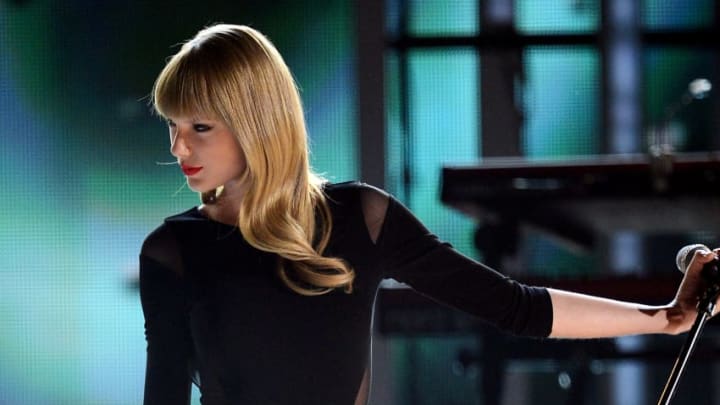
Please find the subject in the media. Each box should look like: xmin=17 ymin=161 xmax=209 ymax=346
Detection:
xmin=167 ymin=114 xmax=247 ymax=196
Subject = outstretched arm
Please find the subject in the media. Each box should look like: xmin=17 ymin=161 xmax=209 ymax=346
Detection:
xmin=549 ymin=248 xmax=719 ymax=338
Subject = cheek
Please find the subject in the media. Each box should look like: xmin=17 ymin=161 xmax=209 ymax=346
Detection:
xmin=230 ymin=141 xmax=247 ymax=170
xmin=217 ymin=141 xmax=246 ymax=175
xmin=234 ymin=150 xmax=248 ymax=173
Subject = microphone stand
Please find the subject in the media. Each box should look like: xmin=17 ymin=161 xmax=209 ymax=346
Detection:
xmin=657 ymin=260 xmax=720 ymax=405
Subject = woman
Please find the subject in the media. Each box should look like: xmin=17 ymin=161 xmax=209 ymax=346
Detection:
xmin=139 ymin=23 xmax=718 ymax=404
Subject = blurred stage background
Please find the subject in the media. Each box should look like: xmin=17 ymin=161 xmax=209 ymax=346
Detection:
xmin=1 ymin=0 xmax=719 ymax=404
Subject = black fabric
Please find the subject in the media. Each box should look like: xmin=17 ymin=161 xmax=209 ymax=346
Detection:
xmin=139 ymin=181 xmax=553 ymax=404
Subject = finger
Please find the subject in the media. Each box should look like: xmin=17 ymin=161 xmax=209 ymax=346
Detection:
xmin=691 ymin=249 xmax=717 ymax=266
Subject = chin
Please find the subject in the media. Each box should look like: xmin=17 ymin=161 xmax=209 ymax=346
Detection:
xmin=185 ymin=178 xmax=206 ymax=192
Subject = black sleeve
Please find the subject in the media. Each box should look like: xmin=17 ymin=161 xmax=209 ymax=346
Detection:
xmin=139 ymin=226 xmax=192 ymax=404
xmin=378 ymin=196 xmax=553 ymax=337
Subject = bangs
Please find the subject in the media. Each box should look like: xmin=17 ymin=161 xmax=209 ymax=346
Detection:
xmin=152 ymin=50 xmax=222 ymax=120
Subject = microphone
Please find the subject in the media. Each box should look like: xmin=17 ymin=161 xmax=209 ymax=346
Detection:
xmin=661 ymin=243 xmax=719 ymax=405
xmin=676 ymin=244 xmax=720 ymax=289
xmin=651 ymin=78 xmax=713 ymax=157
xmin=676 ymin=244 xmax=710 ymax=274
xmin=688 ymin=78 xmax=712 ymax=100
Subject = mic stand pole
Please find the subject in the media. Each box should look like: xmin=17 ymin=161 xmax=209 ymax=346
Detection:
xmin=657 ymin=283 xmax=720 ymax=405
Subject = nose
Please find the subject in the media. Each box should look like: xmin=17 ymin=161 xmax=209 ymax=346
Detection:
xmin=170 ymin=127 xmax=190 ymax=158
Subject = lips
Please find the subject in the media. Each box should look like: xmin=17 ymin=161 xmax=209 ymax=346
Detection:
xmin=181 ymin=164 xmax=203 ymax=176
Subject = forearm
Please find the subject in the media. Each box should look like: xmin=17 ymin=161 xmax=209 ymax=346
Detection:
xmin=548 ymin=288 xmax=681 ymax=338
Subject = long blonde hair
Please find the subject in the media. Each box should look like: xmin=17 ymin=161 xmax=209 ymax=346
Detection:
xmin=152 ymin=24 xmax=354 ymax=295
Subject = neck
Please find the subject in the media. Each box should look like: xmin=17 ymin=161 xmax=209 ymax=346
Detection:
xmin=199 ymin=200 xmax=240 ymax=226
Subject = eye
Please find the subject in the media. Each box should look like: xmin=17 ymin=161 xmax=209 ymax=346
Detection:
xmin=166 ymin=120 xmax=176 ymax=128
xmin=193 ymin=123 xmax=213 ymax=132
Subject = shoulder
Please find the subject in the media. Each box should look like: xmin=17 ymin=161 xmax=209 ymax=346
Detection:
xmin=140 ymin=208 xmax=204 ymax=276
xmin=324 ymin=181 xmax=391 ymax=240
xmin=323 ymin=181 xmax=389 ymax=202
xmin=323 ymin=181 xmax=389 ymax=212
xmin=141 ymin=207 xmax=199 ymax=261
xmin=141 ymin=222 xmax=176 ymax=262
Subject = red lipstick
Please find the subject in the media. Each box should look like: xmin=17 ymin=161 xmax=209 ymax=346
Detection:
xmin=181 ymin=164 xmax=203 ymax=176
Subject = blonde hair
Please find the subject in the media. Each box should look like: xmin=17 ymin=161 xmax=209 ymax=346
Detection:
xmin=152 ymin=24 xmax=354 ymax=295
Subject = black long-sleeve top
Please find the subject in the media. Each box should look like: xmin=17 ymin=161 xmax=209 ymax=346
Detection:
xmin=139 ymin=182 xmax=553 ymax=404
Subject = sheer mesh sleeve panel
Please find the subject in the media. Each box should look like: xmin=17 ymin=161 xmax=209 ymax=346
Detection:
xmin=140 ymin=224 xmax=185 ymax=277
xmin=359 ymin=185 xmax=390 ymax=244
xmin=376 ymin=196 xmax=553 ymax=337
xmin=139 ymin=225 xmax=193 ymax=404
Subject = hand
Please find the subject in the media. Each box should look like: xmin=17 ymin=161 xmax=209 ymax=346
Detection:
xmin=666 ymin=248 xmax=720 ymax=335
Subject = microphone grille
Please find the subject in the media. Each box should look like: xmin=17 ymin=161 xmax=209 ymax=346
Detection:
xmin=676 ymin=244 xmax=709 ymax=273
